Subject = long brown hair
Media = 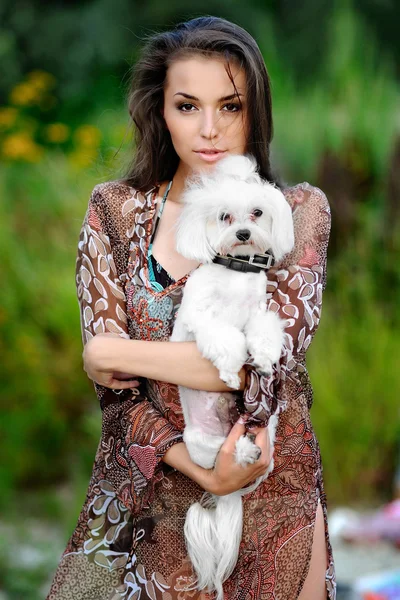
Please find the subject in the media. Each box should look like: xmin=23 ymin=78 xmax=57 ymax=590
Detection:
xmin=121 ymin=16 xmax=281 ymax=192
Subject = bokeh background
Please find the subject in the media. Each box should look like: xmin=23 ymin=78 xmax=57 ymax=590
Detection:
xmin=1 ymin=0 xmax=399 ymax=597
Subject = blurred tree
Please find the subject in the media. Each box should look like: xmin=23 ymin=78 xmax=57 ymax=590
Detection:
xmin=1 ymin=0 xmax=398 ymax=118
xmin=360 ymin=0 xmax=400 ymax=78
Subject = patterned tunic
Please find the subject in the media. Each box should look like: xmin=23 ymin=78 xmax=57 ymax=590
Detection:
xmin=47 ymin=179 xmax=337 ymax=600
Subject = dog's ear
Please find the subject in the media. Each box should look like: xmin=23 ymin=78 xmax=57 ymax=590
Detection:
xmin=175 ymin=193 xmax=214 ymax=263
xmin=264 ymin=186 xmax=295 ymax=262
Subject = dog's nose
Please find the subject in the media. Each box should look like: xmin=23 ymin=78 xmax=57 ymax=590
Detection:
xmin=236 ymin=229 xmax=251 ymax=242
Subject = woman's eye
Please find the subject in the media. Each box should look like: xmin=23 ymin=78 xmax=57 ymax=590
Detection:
xmin=222 ymin=103 xmax=240 ymax=112
xmin=177 ymin=103 xmax=196 ymax=112
xmin=220 ymin=212 xmax=230 ymax=222
xmin=253 ymin=209 xmax=263 ymax=217
xmin=177 ymin=102 xmax=240 ymax=113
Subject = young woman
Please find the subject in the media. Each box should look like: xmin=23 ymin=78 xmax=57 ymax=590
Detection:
xmin=47 ymin=16 xmax=336 ymax=600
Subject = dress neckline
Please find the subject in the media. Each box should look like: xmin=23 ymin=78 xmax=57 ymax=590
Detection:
xmin=142 ymin=183 xmax=197 ymax=297
xmin=147 ymin=180 xmax=176 ymax=288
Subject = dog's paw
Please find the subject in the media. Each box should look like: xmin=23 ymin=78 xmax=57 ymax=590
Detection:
xmin=197 ymin=329 xmax=247 ymax=370
xmin=253 ymin=358 xmax=273 ymax=377
xmin=234 ymin=435 xmax=261 ymax=467
xmin=252 ymin=350 xmax=277 ymax=376
xmin=219 ymin=370 xmax=241 ymax=390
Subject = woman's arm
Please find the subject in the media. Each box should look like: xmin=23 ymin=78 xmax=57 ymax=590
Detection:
xmin=76 ymin=185 xmax=185 ymax=515
xmin=241 ymin=185 xmax=331 ymax=426
xmin=84 ymin=335 xmax=246 ymax=392
xmin=163 ymin=421 xmax=274 ymax=496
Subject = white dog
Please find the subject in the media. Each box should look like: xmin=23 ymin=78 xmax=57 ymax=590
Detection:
xmin=170 ymin=154 xmax=294 ymax=598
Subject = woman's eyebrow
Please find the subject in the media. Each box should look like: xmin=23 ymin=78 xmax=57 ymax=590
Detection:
xmin=174 ymin=92 xmax=244 ymax=101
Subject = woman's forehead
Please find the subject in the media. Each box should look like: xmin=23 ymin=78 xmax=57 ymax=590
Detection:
xmin=164 ymin=56 xmax=246 ymax=98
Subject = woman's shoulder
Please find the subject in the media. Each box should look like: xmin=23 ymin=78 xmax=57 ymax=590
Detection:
xmin=87 ymin=180 xmax=158 ymax=239
xmin=282 ymin=181 xmax=330 ymax=216
xmin=278 ymin=181 xmax=331 ymax=270
xmin=89 ymin=179 xmax=156 ymax=214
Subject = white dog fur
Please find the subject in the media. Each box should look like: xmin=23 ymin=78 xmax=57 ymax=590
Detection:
xmin=170 ymin=154 xmax=294 ymax=598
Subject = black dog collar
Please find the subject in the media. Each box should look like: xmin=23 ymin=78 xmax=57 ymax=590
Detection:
xmin=212 ymin=252 xmax=275 ymax=273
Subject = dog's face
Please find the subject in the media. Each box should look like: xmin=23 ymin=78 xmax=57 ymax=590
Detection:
xmin=176 ymin=156 xmax=294 ymax=264
xmin=205 ymin=180 xmax=283 ymax=258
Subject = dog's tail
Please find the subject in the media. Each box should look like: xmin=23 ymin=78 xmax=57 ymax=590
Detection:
xmin=213 ymin=492 xmax=244 ymax=594
xmin=184 ymin=493 xmax=218 ymax=593
xmin=212 ymin=415 xmax=279 ymax=594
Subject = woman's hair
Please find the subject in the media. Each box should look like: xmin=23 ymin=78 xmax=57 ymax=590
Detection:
xmin=121 ymin=16 xmax=281 ymax=192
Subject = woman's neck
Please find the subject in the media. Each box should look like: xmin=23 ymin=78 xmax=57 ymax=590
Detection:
xmin=160 ymin=161 xmax=192 ymax=204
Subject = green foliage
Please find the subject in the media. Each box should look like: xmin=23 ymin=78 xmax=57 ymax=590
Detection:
xmin=309 ymin=255 xmax=400 ymax=505
xmin=0 ymin=69 xmax=130 ymax=168
xmin=271 ymin=4 xmax=398 ymax=184
xmin=0 ymin=158 xmax=103 ymax=508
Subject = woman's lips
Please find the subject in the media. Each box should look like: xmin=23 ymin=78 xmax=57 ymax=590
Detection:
xmin=194 ymin=150 xmax=227 ymax=162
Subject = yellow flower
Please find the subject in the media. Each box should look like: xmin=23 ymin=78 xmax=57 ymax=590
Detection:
xmin=9 ymin=71 xmax=56 ymax=107
xmin=26 ymin=70 xmax=56 ymax=91
xmin=45 ymin=123 xmax=70 ymax=143
xmin=74 ymin=125 xmax=101 ymax=146
xmin=0 ymin=107 xmax=18 ymax=128
xmin=2 ymin=132 xmax=44 ymax=162
xmin=9 ymin=82 xmax=41 ymax=106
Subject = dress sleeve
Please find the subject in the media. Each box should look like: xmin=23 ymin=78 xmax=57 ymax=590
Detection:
xmin=242 ymin=185 xmax=331 ymax=427
xmin=76 ymin=186 xmax=183 ymax=514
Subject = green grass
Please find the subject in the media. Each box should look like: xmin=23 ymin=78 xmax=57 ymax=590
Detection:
xmin=309 ymin=281 xmax=400 ymax=505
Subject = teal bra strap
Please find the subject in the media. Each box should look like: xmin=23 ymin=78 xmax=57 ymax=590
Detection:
xmin=150 ymin=180 xmax=173 ymax=247
xmin=148 ymin=180 xmax=174 ymax=291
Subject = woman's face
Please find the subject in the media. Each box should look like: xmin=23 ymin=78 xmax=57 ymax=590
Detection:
xmin=163 ymin=56 xmax=248 ymax=178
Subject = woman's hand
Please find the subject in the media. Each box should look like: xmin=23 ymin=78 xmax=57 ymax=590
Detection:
xmin=202 ymin=420 xmax=274 ymax=496
xmin=83 ymin=333 xmax=140 ymax=390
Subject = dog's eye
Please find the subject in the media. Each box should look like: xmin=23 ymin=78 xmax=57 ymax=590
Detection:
xmin=219 ymin=212 xmax=230 ymax=222
xmin=253 ymin=209 xmax=263 ymax=217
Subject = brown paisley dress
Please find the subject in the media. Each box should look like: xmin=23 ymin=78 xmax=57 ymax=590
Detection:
xmin=46 ymin=179 xmax=337 ymax=600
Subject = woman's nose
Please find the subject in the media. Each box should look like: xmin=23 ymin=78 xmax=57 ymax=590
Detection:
xmin=200 ymin=109 xmax=220 ymax=139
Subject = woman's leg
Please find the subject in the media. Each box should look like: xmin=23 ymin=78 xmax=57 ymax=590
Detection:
xmin=297 ymin=499 xmax=328 ymax=600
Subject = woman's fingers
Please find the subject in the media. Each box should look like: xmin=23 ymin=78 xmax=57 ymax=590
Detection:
xmin=233 ymin=424 xmax=273 ymax=477
xmin=223 ymin=421 xmax=271 ymax=462
xmin=252 ymin=427 xmax=271 ymax=458
xmin=222 ymin=420 xmax=247 ymax=453
xmin=208 ymin=416 xmax=276 ymax=495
